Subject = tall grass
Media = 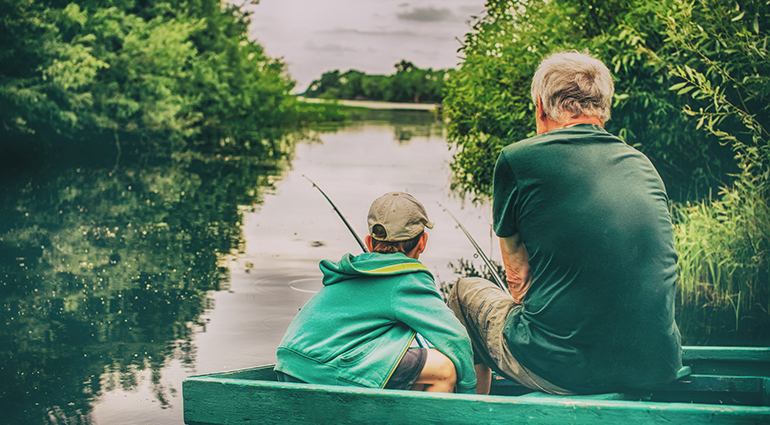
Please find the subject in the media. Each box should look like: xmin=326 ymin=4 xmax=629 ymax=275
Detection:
xmin=673 ymin=175 xmax=770 ymax=333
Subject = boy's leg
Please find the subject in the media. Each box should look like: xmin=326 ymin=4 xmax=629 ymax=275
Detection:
xmin=474 ymin=363 xmax=492 ymax=395
xmin=411 ymin=349 xmax=457 ymax=392
xmin=384 ymin=348 xmax=456 ymax=392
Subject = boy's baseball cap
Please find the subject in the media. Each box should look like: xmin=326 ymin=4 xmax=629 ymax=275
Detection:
xmin=368 ymin=192 xmax=434 ymax=242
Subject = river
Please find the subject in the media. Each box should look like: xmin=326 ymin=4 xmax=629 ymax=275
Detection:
xmin=2 ymin=107 xmax=764 ymax=425
xmin=1 ymin=109 xmax=500 ymax=424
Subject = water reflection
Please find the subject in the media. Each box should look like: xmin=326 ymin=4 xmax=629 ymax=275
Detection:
xmin=0 ymin=109 xmax=490 ymax=425
xmin=0 ymin=137 xmax=293 ymax=424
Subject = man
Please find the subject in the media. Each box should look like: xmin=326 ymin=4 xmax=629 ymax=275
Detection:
xmin=276 ymin=192 xmax=476 ymax=393
xmin=448 ymin=51 xmax=682 ymax=395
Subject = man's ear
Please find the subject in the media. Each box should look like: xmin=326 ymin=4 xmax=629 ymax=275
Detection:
xmin=536 ymin=95 xmax=547 ymax=119
xmin=535 ymin=94 xmax=548 ymax=135
xmin=365 ymin=235 xmax=374 ymax=252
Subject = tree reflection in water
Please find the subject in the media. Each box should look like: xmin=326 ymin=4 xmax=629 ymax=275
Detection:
xmin=0 ymin=135 xmax=293 ymax=424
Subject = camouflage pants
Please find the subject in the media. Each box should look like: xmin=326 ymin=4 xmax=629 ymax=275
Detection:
xmin=447 ymin=277 xmax=573 ymax=395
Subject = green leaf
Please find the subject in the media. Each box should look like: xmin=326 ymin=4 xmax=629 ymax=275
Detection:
xmin=732 ymin=11 xmax=745 ymax=21
xmin=669 ymin=82 xmax=688 ymax=91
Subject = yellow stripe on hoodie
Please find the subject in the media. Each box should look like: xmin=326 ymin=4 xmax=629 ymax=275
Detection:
xmin=366 ymin=262 xmax=430 ymax=275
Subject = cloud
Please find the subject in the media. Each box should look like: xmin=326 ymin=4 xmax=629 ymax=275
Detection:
xmin=318 ymin=27 xmax=425 ymax=38
xmin=303 ymin=40 xmax=357 ymax=53
xmin=397 ymin=7 xmax=453 ymax=22
xmin=458 ymin=4 xmax=486 ymax=20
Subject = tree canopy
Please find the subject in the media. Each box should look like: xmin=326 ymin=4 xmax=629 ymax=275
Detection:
xmin=303 ymin=61 xmax=451 ymax=103
xmin=0 ymin=0 xmax=301 ymax=151
xmin=444 ymin=0 xmax=767 ymax=201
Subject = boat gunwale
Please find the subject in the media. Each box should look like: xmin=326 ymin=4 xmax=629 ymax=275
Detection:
xmin=183 ymin=348 xmax=770 ymax=425
xmin=183 ymin=374 xmax=770 ymax=412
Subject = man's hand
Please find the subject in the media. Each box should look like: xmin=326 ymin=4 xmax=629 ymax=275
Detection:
xmin=499 ymin=234 xmax=532 ymax=304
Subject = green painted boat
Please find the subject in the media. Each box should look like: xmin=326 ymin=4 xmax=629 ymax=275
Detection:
xmin=183 ymin=346 xmax=770 ymax=425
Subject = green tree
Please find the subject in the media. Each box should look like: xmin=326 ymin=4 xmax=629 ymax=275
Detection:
xmin=338 ymin=70 xmax=366 ymax=99
xmin=0 ymin=0 xmax=298 ymax=151
xmin=443 ymin=0 xmax=583 ymax=198
xmin=302 ymin=61 xmax=450 ymax=104
xmin=0 ymin=2 xmax=107 ymax=137
xmin=665 ymin=0 xmax=769 ymax=338
xmin=304 ymin=70 xmax=343 ymax=98
xmin=443 ymin=0 xmax=738 ymax=200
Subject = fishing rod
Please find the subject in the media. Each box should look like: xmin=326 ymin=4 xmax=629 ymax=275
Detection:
xmin=303 ymin=176 xmax=429 ymax=348
xmin=438 ymin=203 xmax=510 ymax=295
xmin=303 ymin=175 xmax=368 ymax=253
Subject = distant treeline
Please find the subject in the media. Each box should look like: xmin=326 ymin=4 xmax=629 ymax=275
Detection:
xmin=0 ymin=0 xmax=339 ymax=152
xmin=303 ymin=60 xmax=451 ymax=104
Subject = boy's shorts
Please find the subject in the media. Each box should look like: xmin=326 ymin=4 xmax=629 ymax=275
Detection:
xmin=384 ymin=347 xmax=428 ymax=390
xmin=277 ymin=347 xmax=428 ymax=390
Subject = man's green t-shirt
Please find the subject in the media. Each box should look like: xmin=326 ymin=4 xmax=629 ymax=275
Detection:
xmin=493 ymin=124 xmax=682 ymax=393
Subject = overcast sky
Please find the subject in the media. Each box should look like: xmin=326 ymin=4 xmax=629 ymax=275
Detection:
xmin=245 ymin=0 xmax=487 ymax=93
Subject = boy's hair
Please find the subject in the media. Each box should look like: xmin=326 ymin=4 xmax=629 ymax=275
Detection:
xmin=370 ymin=224 xmax=423 ymax=254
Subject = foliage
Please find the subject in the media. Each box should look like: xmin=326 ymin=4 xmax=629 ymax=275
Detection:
xmin=673 ymin=184 xmax=770 ymax=329
xmin=664 ymin=0 xmax=769 ymax=173
xmin=446 ymin=0 xmax=769 ymax=338
xmin=443 ymin=0 xmax=738 ymax=200
xmin=443 ymin=0 xmax=564 ymax=198
xmin=303 ymin=60 xmax=451 ymax=103
xmin=665 ymin=0 xmax=769 ymax=332
xmin=0 ymin=0 xmax=300 ymax=151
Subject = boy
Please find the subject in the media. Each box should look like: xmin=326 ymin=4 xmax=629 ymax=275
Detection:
xmin=275 ymin=192 xmax=476 ymax=393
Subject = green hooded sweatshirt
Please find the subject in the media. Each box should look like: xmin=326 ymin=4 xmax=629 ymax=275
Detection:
xmin=275 ymin=252 xmax=476 ymax=394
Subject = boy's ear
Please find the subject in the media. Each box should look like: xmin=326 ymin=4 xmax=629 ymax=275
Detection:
xmin=365 ymin=235 xmax=374 ymax=252
xmin=417 ymin=232 xmax=428 ymax=253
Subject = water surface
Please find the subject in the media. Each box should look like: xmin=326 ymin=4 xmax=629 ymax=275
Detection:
xmin=1 ymin=109 xmax=498 ymax=424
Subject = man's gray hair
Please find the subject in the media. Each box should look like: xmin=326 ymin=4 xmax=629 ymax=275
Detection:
xmin=531 ymin=51 xmax=614 ymax=124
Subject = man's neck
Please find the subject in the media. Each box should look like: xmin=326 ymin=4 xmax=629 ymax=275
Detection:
xmin=537 ymin=115 xmax=603 ymax=135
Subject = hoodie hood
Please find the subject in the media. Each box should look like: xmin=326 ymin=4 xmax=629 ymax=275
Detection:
xmin=320 ymin=252 xmax=432 ymax=286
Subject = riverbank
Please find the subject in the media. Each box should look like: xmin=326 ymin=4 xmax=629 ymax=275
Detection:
xmin=297 ymin=97 xmax=439 ymax=111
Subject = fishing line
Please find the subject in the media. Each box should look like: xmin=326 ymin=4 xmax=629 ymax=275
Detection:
xmin=438 ymin=203 xmax=510 ymax=295
xmin=304 ymin=175 xmax=430 ymax=349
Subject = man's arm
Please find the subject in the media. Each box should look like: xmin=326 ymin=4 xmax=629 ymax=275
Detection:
xmin=499 ymin=234 xmax=531 ymax=304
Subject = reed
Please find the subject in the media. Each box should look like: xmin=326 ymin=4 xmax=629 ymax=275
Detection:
xmin=672 ymin=180 xmax=770 ymax=332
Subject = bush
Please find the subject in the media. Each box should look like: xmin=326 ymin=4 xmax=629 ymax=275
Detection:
xmin=443 ymin=0 xmax=739 ymax=200
xmin=303 ymin=61 xmax=451 ymax=103
xmin=0 ymin=0 xmax=301 ymax=152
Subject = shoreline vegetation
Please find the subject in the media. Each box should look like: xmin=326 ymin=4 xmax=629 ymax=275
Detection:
xmin=297 ymin=97 xmax=439 ymax=112
xmin=300 ymin=60 xmax=450 ymax=105
xmin=1 ymin=0 xmax=767 ymax=345
xmin=0 ymin=0 xmax=347 ymax=158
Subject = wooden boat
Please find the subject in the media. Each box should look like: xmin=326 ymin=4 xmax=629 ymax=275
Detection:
xmin=183 ymin=346 xmax=770 ymax=425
